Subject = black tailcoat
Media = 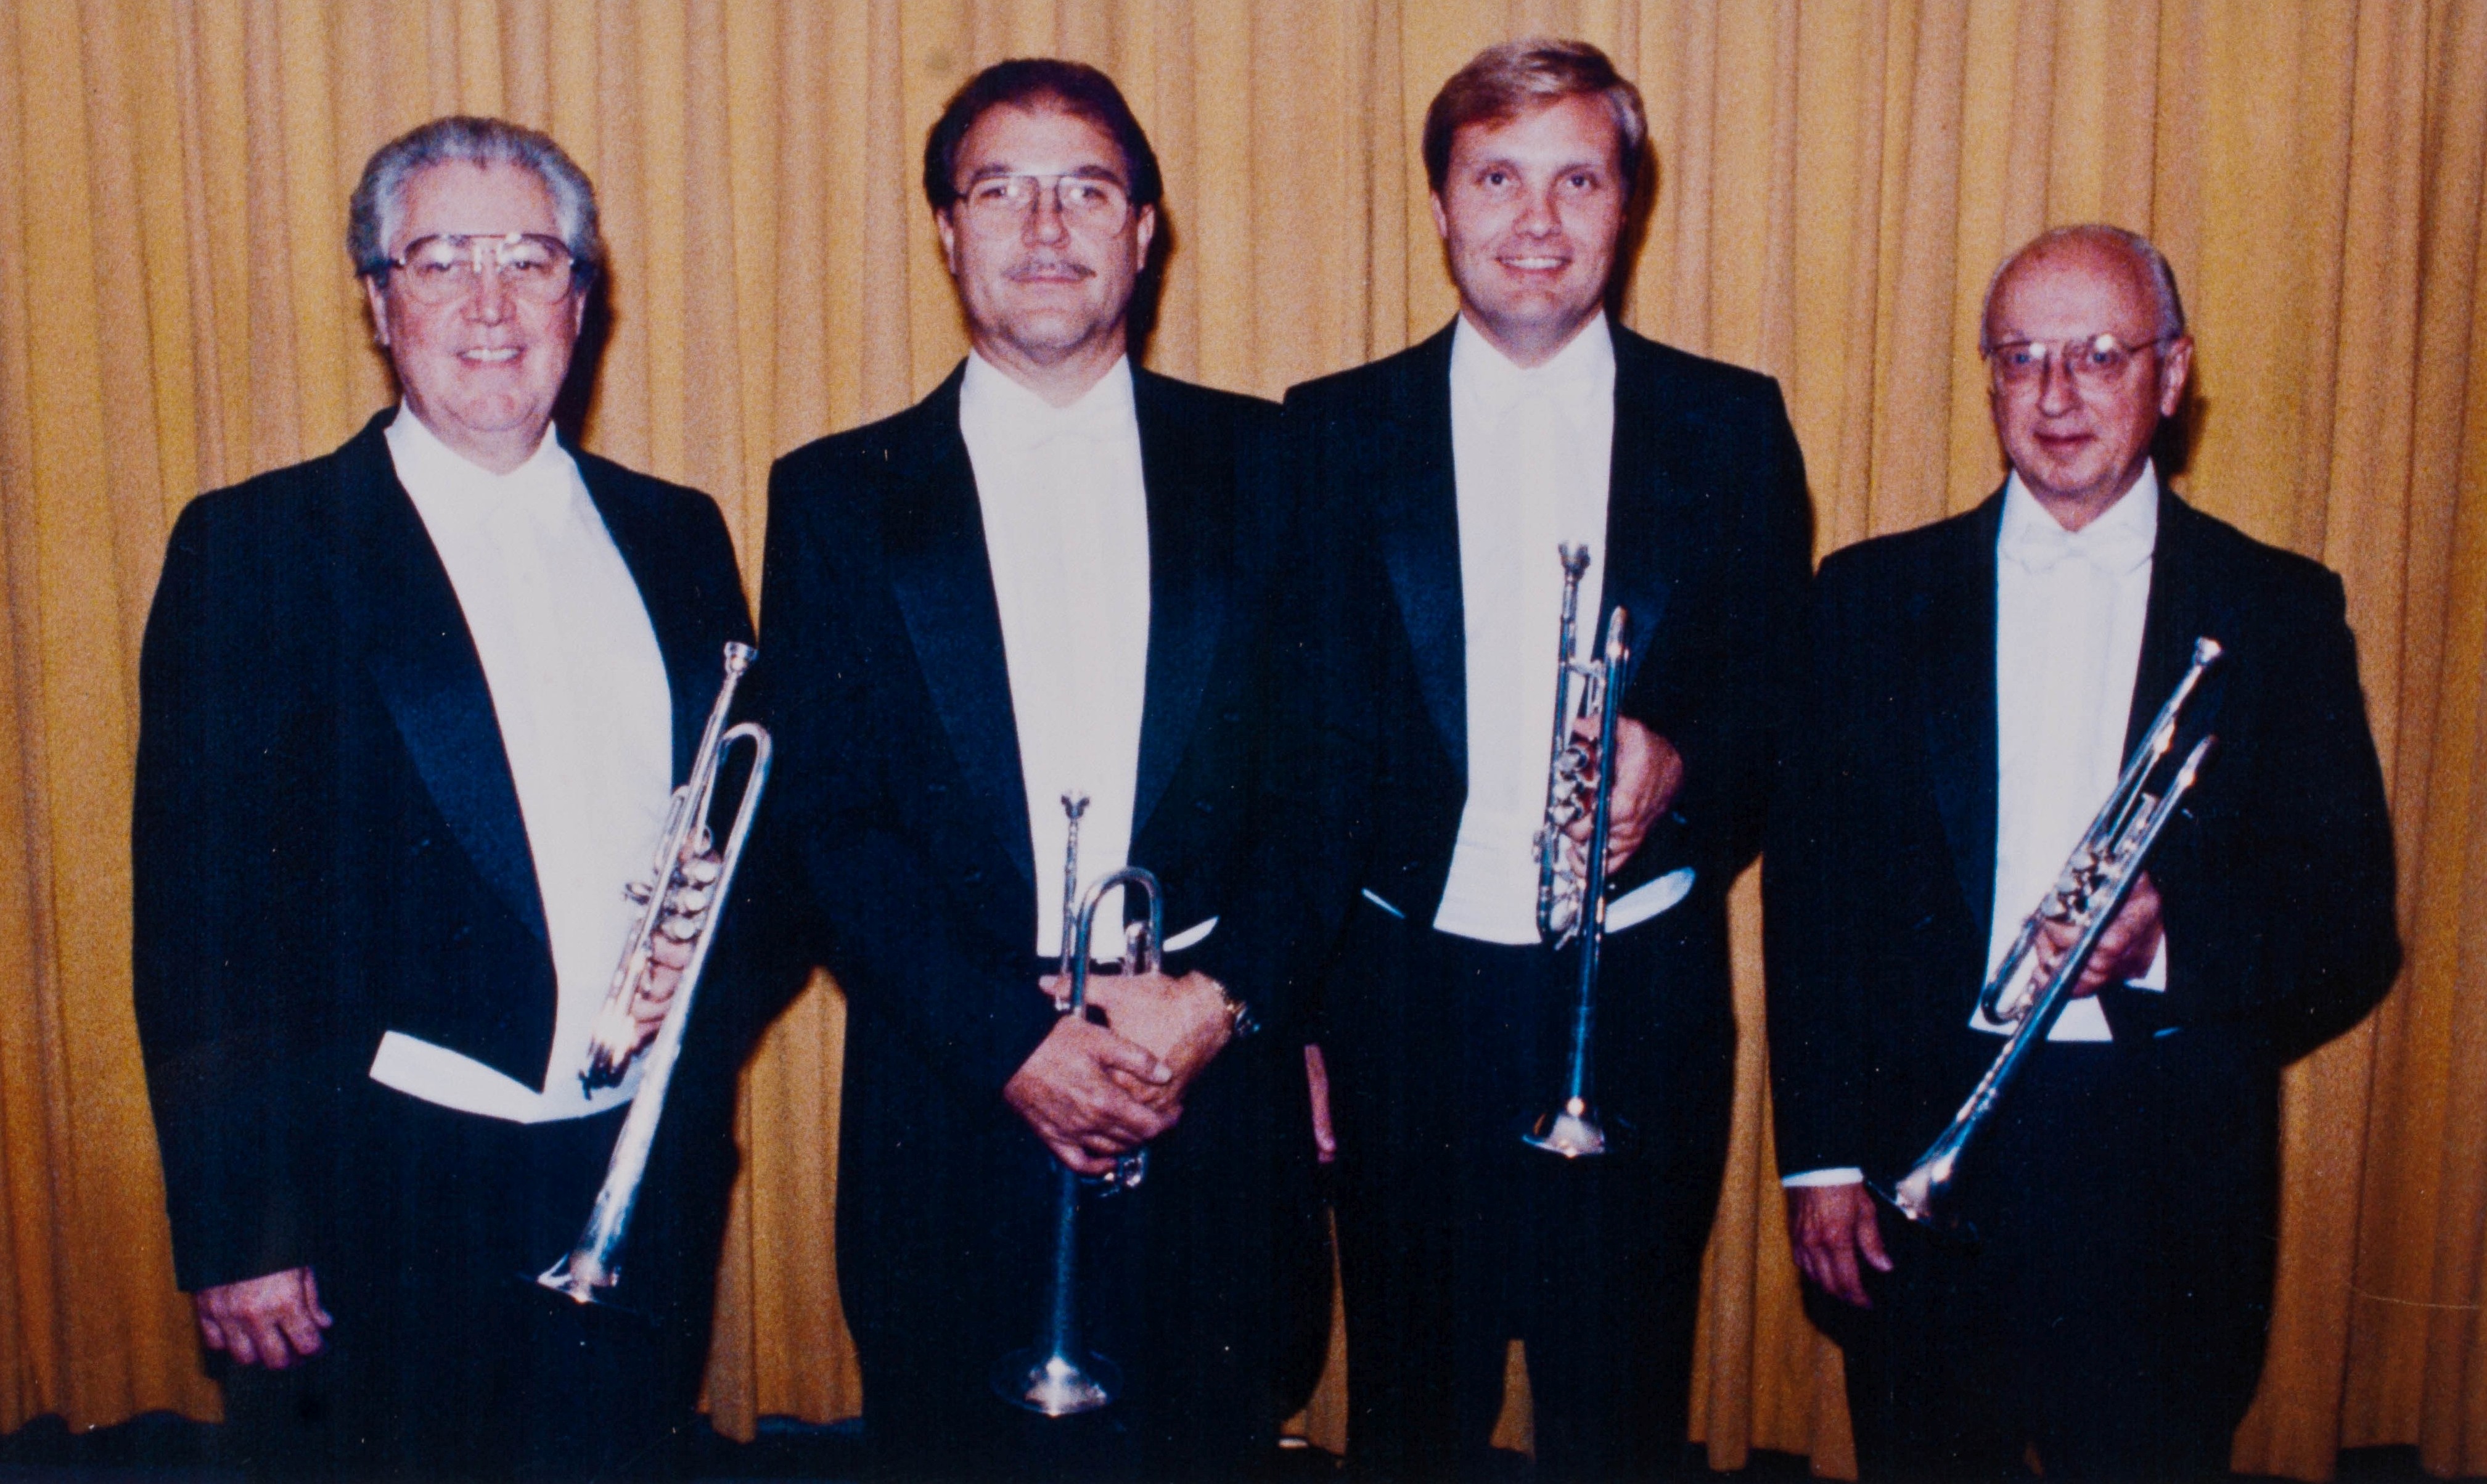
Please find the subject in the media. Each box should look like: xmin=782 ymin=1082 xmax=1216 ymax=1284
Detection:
xmin=1274 ymin=319 xmax=1813 ymax=1479
xmin=132 ymin=411 xmax=753 ymax=1475
xmin=753 ymin=365 xmax=1317 ymax=1475
xmin=1763 ymin=489 xmax=2400 ymax=1476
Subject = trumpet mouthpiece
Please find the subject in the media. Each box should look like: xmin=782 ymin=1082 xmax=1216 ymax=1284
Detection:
xmin=2194 ymin=637 xmax=2223 ymax=664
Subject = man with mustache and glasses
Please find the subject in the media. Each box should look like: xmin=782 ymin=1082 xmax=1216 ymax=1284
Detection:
xmin=1766 ymin=226 xmax=2398 ymax=1480
xmin=752 ymin=58 xmax=1322 ymax=1482
xmin=1274 ymin=38 xmax=1811 ymax=1482
xmin=132 ymin=117 xmax=752 ymax=1478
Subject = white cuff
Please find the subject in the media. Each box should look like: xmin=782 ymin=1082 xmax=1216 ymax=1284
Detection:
xmin=1780 ymin=1166 xmax=1866 ymax=1188
xmin=1607 ymin=867 xmax=1696 ymax=935
xmin=2129 ymin=930 xmax=2168 ymax=990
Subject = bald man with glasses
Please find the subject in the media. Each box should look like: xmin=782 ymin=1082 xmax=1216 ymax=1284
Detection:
xmin=1766 ymin=224 xmax=2399 ymax=1480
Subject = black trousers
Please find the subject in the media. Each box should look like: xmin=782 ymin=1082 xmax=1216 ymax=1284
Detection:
xmin=220 ymin=1085 xmax=718 ymax=1482
xmin=838 ymin=1003 xmax=1320 ymax=1484
xmin=1831 ymin=1042 xmax=2266 ymax=1483
xmin=1325 ymin=903 xmax=1731 ymax=1483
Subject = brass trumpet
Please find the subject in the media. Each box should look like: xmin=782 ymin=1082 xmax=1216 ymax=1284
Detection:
xmin=538 ymin=642 xmax=771 ymax=1304
xmin=1525 ymin=544 xmax=1631 ymax=1159
xmin=992 ymin=843 xmax=1167 ymax=1417
xmin=1878 ymin=637 xmax=2221 ymax=1231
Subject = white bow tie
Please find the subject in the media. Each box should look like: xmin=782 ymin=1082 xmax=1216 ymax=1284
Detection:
xmin=2002 ymin=512 xmax=2153 ymax=576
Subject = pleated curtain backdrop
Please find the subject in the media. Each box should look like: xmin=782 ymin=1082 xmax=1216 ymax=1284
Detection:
xmin=3 ymin=2 xmax=2485 ymax=1478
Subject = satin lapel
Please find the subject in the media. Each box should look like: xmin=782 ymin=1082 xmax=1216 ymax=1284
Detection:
xmin=573 ymin=450 xmax=727 ymax=785
xmin=2126 ymin=493 xmax=2235 ymax=756
xmin=1924 ymin=496 xmax=2005 ymax=942
xmin=329 ymin=417 xmax=548 ymax=942
xmin=1377 ymin=326 xmax=1468 ymax=776
xmin=1599 ymin=330 xmax=1682 ymax=686
xmin=883 ymin=374 xmax=1037 ymax=885
xmin=1130 ymin=374 xmax=1228 ymax=844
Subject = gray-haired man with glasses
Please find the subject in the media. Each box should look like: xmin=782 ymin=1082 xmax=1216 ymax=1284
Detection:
xmin=1767 ymin=224 xmax=2398 ymax=1478
xmin=133 ymin=115 xmax=753 ymax=1479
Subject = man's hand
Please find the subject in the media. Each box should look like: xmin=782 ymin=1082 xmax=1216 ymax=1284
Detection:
xmin=1002 ymin=1016 xmax=1178 ymax=1176
xmin=194 ymin=1266 xmax=332 ymax=1369
xmin=1078 ymin=971 xmax=1234 ymax=1101
xmin=1304 ymin=1043 xmax=1337 ymax=1164
xmin=2031 ymin=871 xmax=2163 ymax=998
xmin=1562 ymin=716 xmax=1685 ymax=874
xmin=1787 ymin=1183 xmax=1891 ymax=1309
xmin=626 ymin=840 xmax=727 ymax=1054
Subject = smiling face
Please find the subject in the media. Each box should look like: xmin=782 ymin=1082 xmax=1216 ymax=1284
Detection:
xmin=364 ymin=161 xmax=584 ymax=474
xmin=1984 ymin=238 xmax=2192 ymax=530
xmin=934 ymin=102 xmax=1157 ymax=404
xmin=1430 ymin=92 xmax=1628 ymax=367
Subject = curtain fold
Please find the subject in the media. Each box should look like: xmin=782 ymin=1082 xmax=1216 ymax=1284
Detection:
xmin=3 ymin=4 xmax=2481 ymax=1477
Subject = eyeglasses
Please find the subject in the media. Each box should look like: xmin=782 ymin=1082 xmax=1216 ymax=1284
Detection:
xmin=375 ymin=232 xmax=580 ymax=306
xmin=953 ymin=173 xmax=1133 ymax=228
xmin=1983 ymin=332 xmax=2174 ymax=392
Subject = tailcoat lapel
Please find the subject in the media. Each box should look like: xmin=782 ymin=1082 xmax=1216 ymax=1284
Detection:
xmin=1924 ymin=496 xmax=2006 ymax=946
xmin=2126 ymin=493 xmax=2235 ymax=756
xmin=574 ymin=446 xmax=734 ymax=784
xmin=881 ymin=370 xmax=1038 ymax=886
xmin=1376 ymin=326 xmax=1469 ymax=777
xmin=327 ymin=415 xmax=549 ymax=943
xmin=1130 ymin=372 xmax=1229 ymax=845
xmin=1598 ymin=330 xmax=1686 ymax=690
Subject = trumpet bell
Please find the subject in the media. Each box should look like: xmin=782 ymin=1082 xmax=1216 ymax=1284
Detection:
xmin=991 ymin=1347 xmax=1121 ymax=1416
xmin=1522 ymin=1097 xmax=1608 ymax=1159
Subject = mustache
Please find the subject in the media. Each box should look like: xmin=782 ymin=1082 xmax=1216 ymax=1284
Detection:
xmin=1004 ymin=256 xmax=1094 ymax=282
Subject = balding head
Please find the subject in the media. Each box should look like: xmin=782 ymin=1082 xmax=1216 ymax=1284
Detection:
xmin=1981 ymin=224 xmax=2184 ymax=354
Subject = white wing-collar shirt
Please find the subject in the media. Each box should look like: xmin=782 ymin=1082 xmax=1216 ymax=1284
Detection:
xmin=366 ymin=407 xmax=676 ymax=1123
xmin=1433 ymin=312 xmax=1617 ymax=945
xmin=959 ymin=351 xmax=1153 ymax=959
xmin=1782 ymin=463 xmax=2168 ymax=1189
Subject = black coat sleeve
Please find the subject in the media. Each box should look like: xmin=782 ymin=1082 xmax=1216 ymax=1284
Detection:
xmin=132 ymin=491 xmax=330 ymax=1291
xmin=1761 ymin=550 xmax=1879 ymax=1178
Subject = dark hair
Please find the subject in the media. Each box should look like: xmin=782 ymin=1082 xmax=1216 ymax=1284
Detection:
xmin=921 ymin=58 xmax=1163 ymax=213
xmin=350 ymin=116 xmax=601 ymax=284
xmin=1422 ymin=38 xmax=1649 ymax=201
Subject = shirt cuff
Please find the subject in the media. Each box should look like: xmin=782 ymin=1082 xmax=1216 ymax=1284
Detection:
xmin=1780 ymin=1166 xmax=1866 ymax=1188
xmin=2129 ymin=930 xmax=2169 ymax=991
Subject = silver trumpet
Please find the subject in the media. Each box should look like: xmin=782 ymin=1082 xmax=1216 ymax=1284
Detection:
xmin=538 ymin=642 xmax=772 ymax=1304
xmin=1879 ymin=637 xmax=2222 ymax=1231
xmin=992 ymin=848 xmax=1167 ymax=1417
xmin=1524 ymin=544 xmax=1631 ymax=1159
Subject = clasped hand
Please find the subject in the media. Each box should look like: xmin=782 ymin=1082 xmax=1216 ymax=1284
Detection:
xmin=618 ymin=839 xmax=729 ymax=1056
xmin=1002 ymin=970 xmax=1235 ymax=1176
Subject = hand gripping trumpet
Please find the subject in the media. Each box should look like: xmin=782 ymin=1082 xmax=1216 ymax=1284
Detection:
xmin=1878 ymin=637 xmax=2221 ymax=1232
xmin=992 ymin=819 xmax=1167 ymax=1417
xmin=538 ymin=642 xmax=771 ymax=1304
xmin=1523 ymin=544 xmax=1631 ymax=1159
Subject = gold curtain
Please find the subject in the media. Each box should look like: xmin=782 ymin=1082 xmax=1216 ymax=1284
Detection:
xmin=3 ymin=2 xmax=2483 ymax=1477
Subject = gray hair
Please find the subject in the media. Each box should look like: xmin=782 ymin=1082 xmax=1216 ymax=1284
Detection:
xmin=1980 ymin=224 xmax=2186 ymax=350
xmin=348 ymin=116 xmax=602 ymax=284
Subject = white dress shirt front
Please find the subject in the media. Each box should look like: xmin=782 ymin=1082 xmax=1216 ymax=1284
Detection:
xmin=959 ymin=352 xmax=1153 ymax=959
xmin=1980 ymin=465 xmax=2168 ymax=1042
xmin=1433 ymin=314 xmax=1618 ymax=945
xmin=365 ymin=408 xmax=674 ymax=1123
